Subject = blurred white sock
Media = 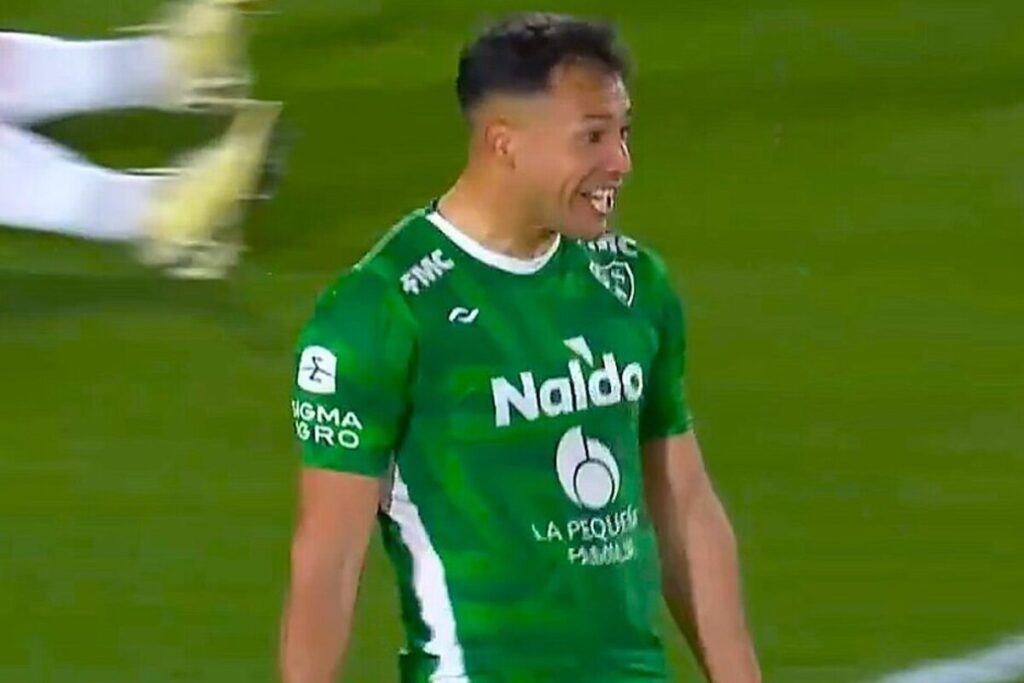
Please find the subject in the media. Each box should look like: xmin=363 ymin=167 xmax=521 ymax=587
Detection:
xmin=0 ymin=124 xmax=163 ymax=242
xmin=0 ymin=32 xmax=172 ymax=125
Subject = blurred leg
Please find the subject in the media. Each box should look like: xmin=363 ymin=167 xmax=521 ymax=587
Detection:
xmin=0 ymin=32 xmax=172 ymax=126
xmin=0 ymin=123 xmax=160 ymax=241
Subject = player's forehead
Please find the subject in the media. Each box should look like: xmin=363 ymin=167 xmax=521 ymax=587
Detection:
xmin=546 ymin=62 xmax=631 ymax=121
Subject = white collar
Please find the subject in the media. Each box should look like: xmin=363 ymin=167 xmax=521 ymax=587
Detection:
xmin=426 ymin=211 xmax=560 ymax=275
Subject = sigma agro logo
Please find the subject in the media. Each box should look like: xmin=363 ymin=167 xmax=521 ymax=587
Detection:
xmin=297 ymin=346 xmax=337 ymax=394
xmin=292 ymin=400 xmax=364 ymax=449
xmin=556 ymin=427 xmax=620 ymax=510
xmin=401 ymin=249 xmax=454 ymax=295
xmin=490 ymin=336 xmax=643 ymax=428
xmin=589 ymin=260 xmax=635 ymax=307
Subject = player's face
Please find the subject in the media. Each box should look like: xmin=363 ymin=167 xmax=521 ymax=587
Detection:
xmin=515 ymin=64 xmax=633 ymax=239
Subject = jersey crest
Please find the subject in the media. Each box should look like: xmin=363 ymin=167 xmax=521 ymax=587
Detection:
xmin=589 ymin=260 xmax=635 ymax=307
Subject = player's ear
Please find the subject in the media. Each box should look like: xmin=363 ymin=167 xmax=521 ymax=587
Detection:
xmin=482 ymin=118 xmax=516 ymax=169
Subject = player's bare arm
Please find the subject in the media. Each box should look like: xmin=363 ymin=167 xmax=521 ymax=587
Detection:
xmin=280 ymin=469 xmax=381 ymax=683
xmin=643 ymin=432 xmax=761 ymax=683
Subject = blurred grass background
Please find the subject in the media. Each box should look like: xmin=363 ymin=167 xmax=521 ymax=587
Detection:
xmin=1 ymin=1 xmax=1023 ymax=681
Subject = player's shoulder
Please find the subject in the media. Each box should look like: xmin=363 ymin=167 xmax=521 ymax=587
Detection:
xmin=306 ymin=206 xmax=441 ymax=326
xmin=576 ymin=229 xmax=678 ymax=309
xmin=346 ymin=205 xmax=436 ymax=279
xmin=342 ymin=203 xmax=464 ymax=299
xmin=309 ymin=265 xmax=394 ymax=319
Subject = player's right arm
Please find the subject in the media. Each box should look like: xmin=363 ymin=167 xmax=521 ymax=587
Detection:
xmin=280 ymin=469 xmax=381 ymax=683
xmin=280 ymin=269 xmax=415 ymax=683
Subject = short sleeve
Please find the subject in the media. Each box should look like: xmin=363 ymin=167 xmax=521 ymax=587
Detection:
xmin=290 ymin=270 xmax=415 ymax=476
xmin=640 ymin=262 xmax=693 ymax=442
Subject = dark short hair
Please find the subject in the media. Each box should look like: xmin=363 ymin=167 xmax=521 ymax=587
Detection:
xmin=456 ymin=13 xmax=630 ymax=115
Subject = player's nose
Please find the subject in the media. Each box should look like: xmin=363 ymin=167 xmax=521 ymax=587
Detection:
xmin=607 ymin=139 xmax=632 ymax=176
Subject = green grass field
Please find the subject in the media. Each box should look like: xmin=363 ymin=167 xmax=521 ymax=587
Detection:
xmin=2 ymin=1 xmax=1023 ymax=681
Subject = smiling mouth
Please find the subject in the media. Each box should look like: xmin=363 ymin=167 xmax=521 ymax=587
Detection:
xmin=580 ymin=186 xmax=618 ymax=216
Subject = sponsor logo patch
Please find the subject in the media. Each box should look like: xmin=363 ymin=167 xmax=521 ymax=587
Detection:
xmin=297 ymin=346 xmax=337 ymax=394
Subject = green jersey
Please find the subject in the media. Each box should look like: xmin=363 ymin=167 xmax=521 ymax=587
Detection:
xmin=291 ymin=204 xmax=692 ymax=682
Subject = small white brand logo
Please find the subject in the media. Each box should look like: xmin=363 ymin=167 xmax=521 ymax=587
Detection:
xmin=448 ymin=307 xmax=479 ymax=324
xmin=297 ymin=346 xmax=337 ymax=394
xmin=401 ymin=249 xmax=455 ymax=295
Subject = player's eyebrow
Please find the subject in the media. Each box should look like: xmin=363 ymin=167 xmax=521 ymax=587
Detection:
xmin=583 ymin=106 xmax=632 ymax=121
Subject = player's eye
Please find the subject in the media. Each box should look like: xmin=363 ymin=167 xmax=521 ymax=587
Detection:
xmin=620 ymin=125 xmax=631 ymax=142
xmin=586 ymin=130 xmax=604 ymax=144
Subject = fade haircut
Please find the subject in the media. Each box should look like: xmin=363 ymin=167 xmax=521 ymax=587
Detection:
xmin=455 ymin=13 xmax=631 ymax=116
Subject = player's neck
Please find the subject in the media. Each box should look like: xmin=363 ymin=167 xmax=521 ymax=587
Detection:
xmin=436 ymin=173 xmax=558 ymax=261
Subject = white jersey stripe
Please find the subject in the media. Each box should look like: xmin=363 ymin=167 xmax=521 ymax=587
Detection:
xmin=385 ymin=466 xmax=468 ymax=681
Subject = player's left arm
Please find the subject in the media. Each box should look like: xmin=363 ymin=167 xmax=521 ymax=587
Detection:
xmin=643 ymin=432 xmax=761 ymax=683
xmin=635 ymin=247 xmax=760 ymax=683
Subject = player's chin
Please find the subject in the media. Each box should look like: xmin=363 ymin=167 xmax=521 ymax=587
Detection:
xmin=558 ymin=218 xmax=606 ymax=241
xmin=561 ymin=201 xmax=611 ymax=240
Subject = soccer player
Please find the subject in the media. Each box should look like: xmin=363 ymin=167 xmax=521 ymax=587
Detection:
xmin=282 ymin=13 xmax=761 ymax=683
xmin=0 ymin=0 xmax=280 ymax=278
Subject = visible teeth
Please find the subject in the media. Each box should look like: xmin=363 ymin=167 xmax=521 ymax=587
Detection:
xmin=586 ymin=187 xmax=617 ymax=215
